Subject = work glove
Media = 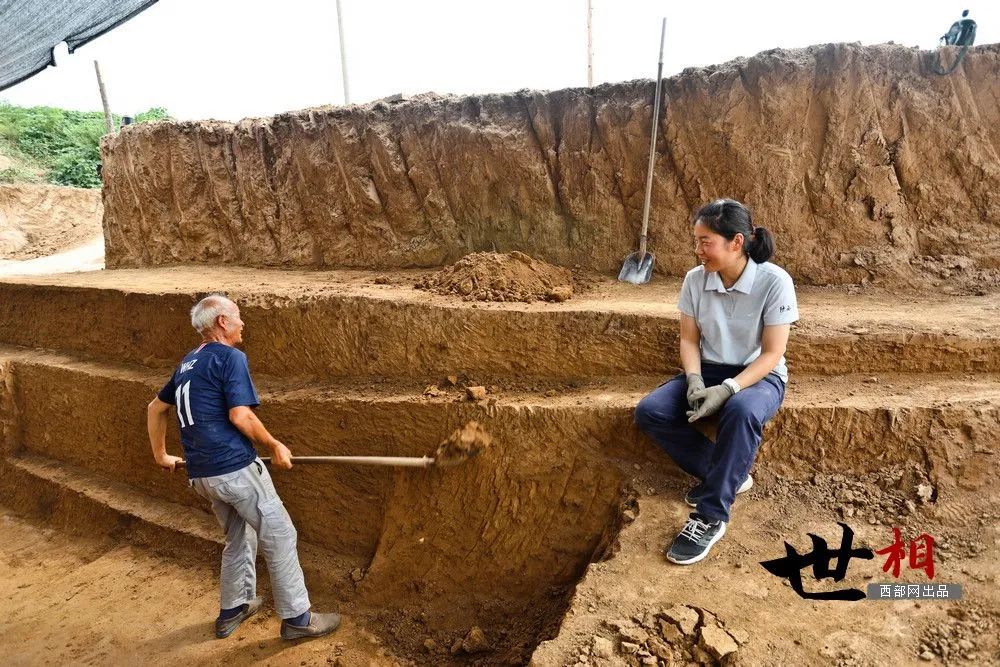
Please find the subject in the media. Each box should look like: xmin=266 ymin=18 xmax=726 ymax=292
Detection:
xmin=686 ymin=383 xmax=734 ymax=422
xmin=685 ymin=373 xmax=706 ymax=410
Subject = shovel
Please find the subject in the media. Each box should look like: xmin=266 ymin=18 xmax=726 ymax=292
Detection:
xmin=618 ymin=17 xmax=666 ymax=285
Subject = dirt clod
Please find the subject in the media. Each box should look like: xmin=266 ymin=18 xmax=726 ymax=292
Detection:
xmin=465 ymin=386 xmax=487 ymax=401
xmin=591 ymin=636 xmax=614 ymax=659
xmin=699 ymin=624 xmax=739 ymax=660
xmin=431 ymin=421 xmax=492 ymax=467
xmin=461 ymin=626 xmax=489 ymax=653
xmin=662 ymin=605 xmax=700 ymax=636
xmin=415 ymin=251 xmax=573 ymax=303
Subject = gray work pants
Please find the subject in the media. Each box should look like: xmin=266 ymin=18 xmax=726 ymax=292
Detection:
xmin=190 ymin=458 xmax=311 ymax=618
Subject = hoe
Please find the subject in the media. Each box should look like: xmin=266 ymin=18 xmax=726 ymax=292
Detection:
xmin=175 ymin=421 xmax=490 ymax=470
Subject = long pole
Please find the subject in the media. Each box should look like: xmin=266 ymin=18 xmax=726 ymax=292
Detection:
xmin=94 ymin=60 xmax=113 ymax=135
xmin=638 ymin=18 xmax=666 ymax=259
xmin=336 ymin=0 xmax=351 ymax=104
xmin=587 ymin=0 xmax=594 ymax=86
xmin=177 ymin=455 xmax=436 ymax=468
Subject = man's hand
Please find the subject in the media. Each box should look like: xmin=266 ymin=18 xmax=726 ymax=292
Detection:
xmin=686 ymin=384 xmax=734 ymax=422
xmin=229 ymin=406 xmax=292 ymax=469
xmin=156 ymin=453 xmax=184 ymax=472
xmin=270 ymin=441 xmax=293 ymax=470
xmin=685 ymin=373 xmax=706 ymax=409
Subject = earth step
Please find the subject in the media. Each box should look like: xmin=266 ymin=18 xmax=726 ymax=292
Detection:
xmin=0 ymin=451 xmax=364 ymax=599
xmin=0 ymin=451 xmax=220 ymax=550
xmin=0 ymin=269 xmax=997 ymax=379
xmin=3 ymin=347 xmax=997 ymax=512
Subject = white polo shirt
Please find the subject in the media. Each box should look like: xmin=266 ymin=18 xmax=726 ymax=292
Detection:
xmin=677 ymin=258 xmax=799 ymax=382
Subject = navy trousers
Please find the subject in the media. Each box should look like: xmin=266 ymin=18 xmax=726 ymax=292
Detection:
xmin=634 ymin=362 xmax=785 ymax=522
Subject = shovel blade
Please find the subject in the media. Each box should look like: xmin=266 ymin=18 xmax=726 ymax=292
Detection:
xmin=618 ymin=251 xmax=655 ymax=284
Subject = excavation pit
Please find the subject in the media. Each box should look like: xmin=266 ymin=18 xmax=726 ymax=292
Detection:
xmin=1 ymin=267 xmax=997 ymax=664
xmin=1 ymin=40 xmax=999 ymax=666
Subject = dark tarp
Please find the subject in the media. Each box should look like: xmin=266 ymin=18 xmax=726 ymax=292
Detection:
xmin=0 ymin=0 xmax=160 ymax=92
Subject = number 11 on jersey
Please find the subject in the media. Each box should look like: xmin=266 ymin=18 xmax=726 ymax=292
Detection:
xmin=175 ymin=381 xmax=195 ymax=427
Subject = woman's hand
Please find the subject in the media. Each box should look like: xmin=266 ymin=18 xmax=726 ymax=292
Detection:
xmin=686 ymin=384 xmax=734 ymax=422
xmin=685 ymin=373 xmax=706 ymax=409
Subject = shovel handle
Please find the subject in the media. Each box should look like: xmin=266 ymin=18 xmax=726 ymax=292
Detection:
xmin=639 ymin=17 xmax=667 ymax=256
xmin=175 ymin=455 xmax=436 ymax=469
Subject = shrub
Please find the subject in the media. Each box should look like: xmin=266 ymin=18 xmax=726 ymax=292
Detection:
xmin=0 ymin=103 xmax=171 ymax=188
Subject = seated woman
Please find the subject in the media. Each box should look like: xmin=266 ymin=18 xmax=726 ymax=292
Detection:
xmin=634 ymin=198 xmax=798 ymax=565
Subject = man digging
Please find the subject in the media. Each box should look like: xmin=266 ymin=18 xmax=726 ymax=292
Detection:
xmin=146 ymin=294 xmax=341 ymax=640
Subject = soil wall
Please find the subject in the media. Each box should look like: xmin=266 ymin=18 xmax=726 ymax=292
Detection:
xmin=0 ymin=184 xmax=102 ymax=259
xmin=100 ymin=43 xmax=1000 ymax=287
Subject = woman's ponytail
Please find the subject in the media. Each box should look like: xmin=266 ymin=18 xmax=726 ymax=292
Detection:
xmin=747 ymin=226 xmax=775 ymax=264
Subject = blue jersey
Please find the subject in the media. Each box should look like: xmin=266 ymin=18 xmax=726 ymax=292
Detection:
xmin=157 ymin=342 xmax=260 ymax=479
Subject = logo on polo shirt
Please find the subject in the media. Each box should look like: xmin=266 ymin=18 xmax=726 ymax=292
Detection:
xmin=779 ymin=305 xmax=793 ymax=313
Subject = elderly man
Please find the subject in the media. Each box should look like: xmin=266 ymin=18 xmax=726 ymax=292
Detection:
xmin=147 ymin=294 xmax=340 ymax=641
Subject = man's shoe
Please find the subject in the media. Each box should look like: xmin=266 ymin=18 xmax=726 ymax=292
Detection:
xmin=280 ymin=611 xmax=342 ymax=641
xmin=665 ymin=513 xmax=727 ymax=565
xmin=684 ymin=474 xmax=753 ymax=508
xmin=215 ymin=597 xmax=262 ymax=639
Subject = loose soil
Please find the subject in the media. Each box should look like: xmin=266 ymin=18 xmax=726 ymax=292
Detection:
xmin=532 ymin=461 xmax=1000 ymax=667
xmin=432 ymin=420 xmax=492 ymax=467
xmin=415 ymin=251 xmax=574 ymax=303
xmin=0 ymin=509 xmax=400 ymax=666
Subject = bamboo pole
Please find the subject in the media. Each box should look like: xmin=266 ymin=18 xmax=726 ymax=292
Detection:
xmin=93 ymin=61 xmax=113 ymax=135
xmin=587 ymin=0 xmax=594 ymax=86
xmin=336 ymin=0 xmax=351 ymax=104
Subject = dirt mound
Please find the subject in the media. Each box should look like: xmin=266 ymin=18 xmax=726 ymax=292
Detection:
xmin=431 ymin=421 xmax=492 ymax=466
xmin=0 ymin=184 xmax=102 ymax=260
xmin=415 ymin=251 xmax=573 ymax=302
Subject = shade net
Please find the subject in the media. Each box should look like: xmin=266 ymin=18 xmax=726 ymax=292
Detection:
xmin=0 ymin=0 xmax=160 ymax=91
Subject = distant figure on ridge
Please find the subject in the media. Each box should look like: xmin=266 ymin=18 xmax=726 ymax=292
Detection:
xmin=941 ymin=9 xmax=976 ymax=47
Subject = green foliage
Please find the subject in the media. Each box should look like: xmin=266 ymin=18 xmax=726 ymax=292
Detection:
xmin=135 ymin=107 xmax=169 ymax=123
xmin=0 ymin=103 xmax=171 ymax=188
xmin=49 ymin=147 xmax=102 ymax=188
xmin=0 ymin=165 xmax=42 ymax=184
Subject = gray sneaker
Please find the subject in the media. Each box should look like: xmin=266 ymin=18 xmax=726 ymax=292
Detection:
xmin=215 ymin=597 xmax=262 ymax=639
xmin=665 ymin=513 xmax=727 ymax=565
xmin=280 ymin=611 xmax=342 ymax=641
xmin=684 ymin=474 xmax=753 ymax=507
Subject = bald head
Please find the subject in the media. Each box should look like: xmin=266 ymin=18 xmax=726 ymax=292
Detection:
xmin=190 ymin=295 xmax=239 ymax=334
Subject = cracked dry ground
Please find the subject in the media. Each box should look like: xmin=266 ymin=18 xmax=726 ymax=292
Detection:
xmin=0 ymin=268 xmax=998 ymax=666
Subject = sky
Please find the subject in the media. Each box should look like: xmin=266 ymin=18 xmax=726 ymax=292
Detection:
xmin=2 ymin=1 xmax=997 ymax=122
